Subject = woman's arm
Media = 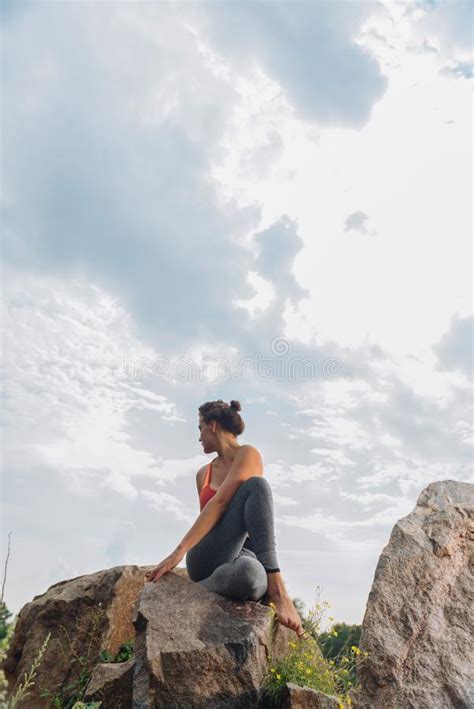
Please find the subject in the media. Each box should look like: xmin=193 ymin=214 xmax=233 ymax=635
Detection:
xmin=175 ymin=495 xmax=227 ymax=555
xmin=146 ymin=495 xmax=228 ymax=583
xmin=147 ymin=446 xmax=262 ymax=583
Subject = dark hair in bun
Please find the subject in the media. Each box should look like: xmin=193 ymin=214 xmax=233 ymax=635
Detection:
xmin=198 ymin=399 xmax=244 ymax=436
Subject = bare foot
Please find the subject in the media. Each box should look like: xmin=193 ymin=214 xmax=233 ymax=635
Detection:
xmin=262 ymin=592 xmax=305 ymax=637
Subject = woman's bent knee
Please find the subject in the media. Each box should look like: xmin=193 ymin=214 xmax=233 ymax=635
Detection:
xmin=242 ymin=476 xmax=271 ymax=492
xmin=238 ymin=556 xmax=268 ymax=600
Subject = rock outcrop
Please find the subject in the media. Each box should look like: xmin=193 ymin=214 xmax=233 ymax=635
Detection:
xmin=352 ymin=479 xmax=474 ymax=709
xmin=3 ymin=479 xmax=472 ymax=708
xmin=131 ymin=568 xmax=293 ymax=707
xmin=2 ymin=564 xmax=147 ymax=708
xmin=2 ymin=564 xmax=295 ymax=707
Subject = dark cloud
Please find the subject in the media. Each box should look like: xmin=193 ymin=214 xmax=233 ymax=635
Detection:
xmin=255 ymin=215 xmax=309 ymax=302
xmin=1 ymin=0 xmax=389 ymax=360
xmin=374 ymin=377 xmax=472 ymax=464
xmin=201 ymin=0 xmax=388 ymax=127
xmin=1 ymin=2 xmax=262 ymax=353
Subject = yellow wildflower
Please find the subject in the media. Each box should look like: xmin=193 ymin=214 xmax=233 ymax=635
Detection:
xmin=276 ymin=673 xmax=281 ymax=680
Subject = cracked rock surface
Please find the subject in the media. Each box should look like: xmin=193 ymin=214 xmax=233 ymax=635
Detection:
xmin=352 ymin=479 xmax=474 ymax=709
xmin=132 ymin=568 xmax=293 ymax=708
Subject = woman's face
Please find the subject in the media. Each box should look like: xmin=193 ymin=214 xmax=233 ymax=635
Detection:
xmin=198 ymin=415 xmax=215 ymax=453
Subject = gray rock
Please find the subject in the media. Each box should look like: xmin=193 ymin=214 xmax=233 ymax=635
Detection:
xmin=353 ymin=479 xmax=474 ymax=709
xmin=83 ymin=658 xmax=135 ymax=707
xmin=281 ymin=682 xmax=340 ymax=708
xmin=2 ymin=564 xmax=148 ymax=708
xmin=132 ymin=568 xmax=293 ymax=708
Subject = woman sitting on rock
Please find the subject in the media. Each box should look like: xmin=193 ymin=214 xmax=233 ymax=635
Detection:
xmin=146 ymin=398 xmax=304 ymax=637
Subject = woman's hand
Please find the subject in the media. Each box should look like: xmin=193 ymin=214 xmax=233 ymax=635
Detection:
xmin=145 ymin=548 xmax=184 ymax=583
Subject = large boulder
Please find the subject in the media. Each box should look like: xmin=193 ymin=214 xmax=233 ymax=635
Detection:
xmin=352 ymin=480 xmax=474 ymax=709
xmin=2 ymin=564 xmax=295 ymax=707
xmin=132 ymin=568 xmax=293 ymax=707
xmin=2 ymin=564 xmax=148 ymax=707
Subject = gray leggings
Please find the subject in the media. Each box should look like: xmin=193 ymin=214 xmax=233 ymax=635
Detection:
xmin=185 ymin=476 xmax=280 ymax=602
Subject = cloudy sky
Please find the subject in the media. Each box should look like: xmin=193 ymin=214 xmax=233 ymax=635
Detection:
xmin=2 ymin=0 xmax=472 ymax=625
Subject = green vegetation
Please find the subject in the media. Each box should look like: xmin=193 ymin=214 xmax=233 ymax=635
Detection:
xmin=97 ymin=639 xmax=134 ymax=665
xmin=261 ymin=587 xmax=369 ymax=709
xmin=0 ymin=628 xmax=51 ymax=709
xmin=37 ymin=607 xmax=134 ymax=708
xmin=0 ymin=597 xmax=133 ymax=709
xmin=37 ymin=603 xmax=109 ymax=708
xmin=0 ymin=528 xmax=134 ymax=708
xmin=318 ymin=622 xmax=361 ymax=687
xmin=1 ymin=587 xmax=365 ymax=709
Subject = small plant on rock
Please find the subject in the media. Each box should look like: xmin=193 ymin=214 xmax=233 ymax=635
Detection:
xmin=97 ymin=638 xmax=134 ymax=664
xmin=1 ymin=632 xmax=51 ymax=709
xmin=38 ymin=604 xmax=108 ymax=708
xmin=261 ymin=587 xmax=370 ymax=709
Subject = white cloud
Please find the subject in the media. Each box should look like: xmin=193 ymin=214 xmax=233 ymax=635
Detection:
xmin=140 ymin=490 xmax=195 ymax=525
xmin=3 ymin=268 xmax=182 ymax=498
xmin=409 ymin=0 xmax=474 ymax=60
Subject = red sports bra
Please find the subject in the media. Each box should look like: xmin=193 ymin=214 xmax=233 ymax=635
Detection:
xmin=199 ymin=460 xmax=217 ymax=511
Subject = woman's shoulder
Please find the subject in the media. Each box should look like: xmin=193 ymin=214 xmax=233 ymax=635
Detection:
xmin=237 ymin=444 xmax=263 ymax=461
xmin=236 ymin=445 xmax=263 ymax=476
